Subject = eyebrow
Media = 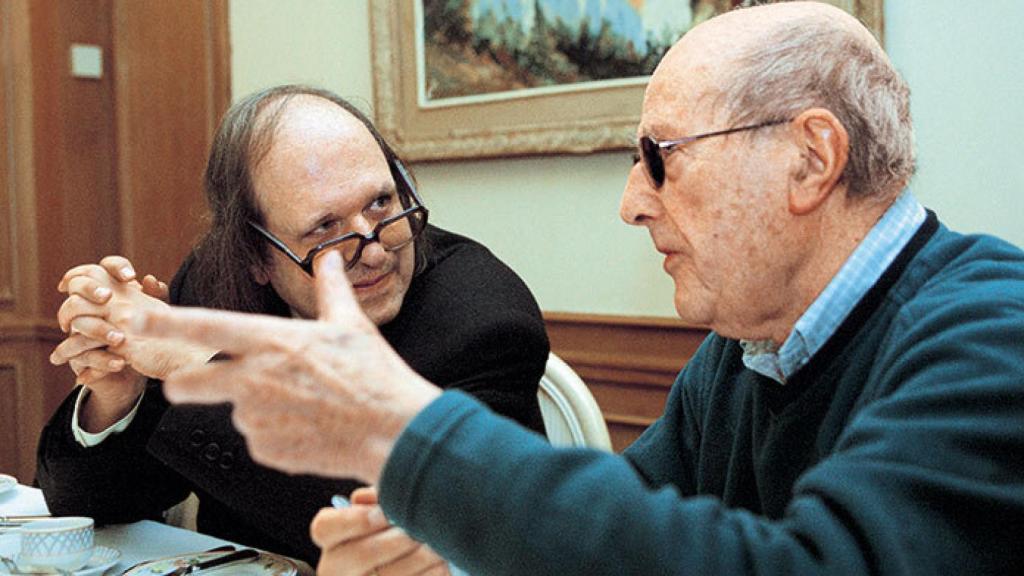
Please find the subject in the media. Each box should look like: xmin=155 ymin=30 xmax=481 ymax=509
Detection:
xmin=642 ymin=118 xmax=690 ymax=140
xmin=639 ymin=123 xmax=668 ymax=141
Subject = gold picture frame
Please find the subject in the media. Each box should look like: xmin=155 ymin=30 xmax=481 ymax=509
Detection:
xmin=370 ymin=1 xmax=883 ymax=162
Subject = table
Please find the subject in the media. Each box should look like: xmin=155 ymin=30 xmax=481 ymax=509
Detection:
xmin=1 ymin=483 xmax=313 ymax=575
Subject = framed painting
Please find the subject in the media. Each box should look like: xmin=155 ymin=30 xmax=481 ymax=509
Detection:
xmin=370 ymin=1 xmax=883 ymax=161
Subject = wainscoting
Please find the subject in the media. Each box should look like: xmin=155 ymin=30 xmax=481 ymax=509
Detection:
xmin=544 ymin=312 xmax=709 ymax=452
xmin=0 ymin=319 xmax=69 ymax=483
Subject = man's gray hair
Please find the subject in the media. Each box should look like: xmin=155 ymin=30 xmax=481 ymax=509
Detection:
xmin=723 ymin=17 xmax=915 ymax=199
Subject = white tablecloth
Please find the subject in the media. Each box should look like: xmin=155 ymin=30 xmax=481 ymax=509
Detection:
xmin=0 ymin=483 xmax=313 ymax=574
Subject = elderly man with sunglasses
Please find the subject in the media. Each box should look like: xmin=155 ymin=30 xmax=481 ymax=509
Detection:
xmin=37 ymin=86 xmax=549 ymax=572
xmin=121 ymin=3 xmax=1024 ymax=575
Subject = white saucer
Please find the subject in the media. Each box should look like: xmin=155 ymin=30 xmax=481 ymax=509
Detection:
xmin=1 ymin=546 xmax=120 ymax=576
xmin=75 ymin=546 xmax=121 ymax=576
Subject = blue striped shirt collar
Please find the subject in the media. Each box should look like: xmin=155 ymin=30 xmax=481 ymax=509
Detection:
xmin=741 ymin=191 xmax=926 ymax=384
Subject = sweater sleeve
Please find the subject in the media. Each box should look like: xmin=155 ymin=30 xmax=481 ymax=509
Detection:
xmin=379 ymin=391 xmax=785 ymax=576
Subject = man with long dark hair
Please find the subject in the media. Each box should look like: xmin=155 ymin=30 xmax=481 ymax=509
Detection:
xmin=40 ymin=85 xmax=549 ymax=571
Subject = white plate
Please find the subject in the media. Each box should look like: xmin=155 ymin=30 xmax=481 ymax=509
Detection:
xmin=0 ymin=475 xmax=15 ymax=496
xmin=0 ymin=545 xmax=120 ymax=576
xmin=122 ymin=550 xmax=297 ymax=575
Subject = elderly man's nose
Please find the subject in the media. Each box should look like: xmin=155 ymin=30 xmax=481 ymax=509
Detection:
xmin=620 ymin=164 xmax=658 ymax=226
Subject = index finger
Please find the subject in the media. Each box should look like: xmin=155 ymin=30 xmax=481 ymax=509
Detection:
xmin=314 ymin=250 xmax=364 ymax=324
xmin=132 ymin=306 xmax=313 ymax=355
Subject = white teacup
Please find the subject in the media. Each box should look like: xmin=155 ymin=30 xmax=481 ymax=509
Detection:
xmin=10 ymin=517 xmax=94 ymax=573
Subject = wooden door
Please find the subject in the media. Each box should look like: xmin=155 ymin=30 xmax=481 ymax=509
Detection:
xmin=0 ymin=0 xmax=229 ymax=483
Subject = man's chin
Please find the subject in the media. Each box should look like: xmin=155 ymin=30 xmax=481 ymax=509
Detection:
xmin=364 ymin=303 xmax=400 ymax=326
xmin=673 ymin=295 xmax=712 ymax=329
xmin=357 ymin=291 xmax=404 ymax=326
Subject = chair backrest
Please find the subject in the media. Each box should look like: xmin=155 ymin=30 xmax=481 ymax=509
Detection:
xmin=164 ymin=492 xmax=199 ymax=531
xmin=537 ymin=353 xmax=612 ymax=451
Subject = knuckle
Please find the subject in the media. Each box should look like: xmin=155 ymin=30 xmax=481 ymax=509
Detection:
xmin=67 ymin=276 xmax=93 ymax=294
xmin=78 ymin=265 xmax=107 ymax=281
xmin=69 ymin=316 xmax=97 ymax=336
xmin=63 ymin=294 xmax=89 ymax=313
xmin=267 ymin=334 xmax=304 ymax=357
xmin=100 ymin=255 xmax=129 ymax=268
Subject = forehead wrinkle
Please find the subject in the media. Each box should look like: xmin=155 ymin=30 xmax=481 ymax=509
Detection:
xmin=642 ymin=67 xmax=721 ymax=138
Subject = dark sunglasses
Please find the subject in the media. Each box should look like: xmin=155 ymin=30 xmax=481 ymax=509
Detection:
xmin=248 ymin=160 xmax=429 ymax=276
xmin=636 ymin=118 xmax=792 ymax=188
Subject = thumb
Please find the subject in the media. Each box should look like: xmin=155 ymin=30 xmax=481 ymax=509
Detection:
xmin=313 ymin=250 xmax=363 ymax=324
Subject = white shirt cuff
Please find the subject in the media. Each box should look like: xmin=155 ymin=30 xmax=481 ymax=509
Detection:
xmin=71 ymin=387 xmax=145 ymax=447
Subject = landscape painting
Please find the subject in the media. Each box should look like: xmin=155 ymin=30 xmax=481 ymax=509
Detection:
xmin=419 ymin=0 xmax=696 ymax=106
xmin=370 ymin=1 xmax=882 ymax=161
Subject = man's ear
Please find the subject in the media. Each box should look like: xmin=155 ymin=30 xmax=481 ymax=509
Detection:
xmin=250 ymin=263 xmax=270 ymax=285
xmin=788 ymin=108 xmax=849 ymax=215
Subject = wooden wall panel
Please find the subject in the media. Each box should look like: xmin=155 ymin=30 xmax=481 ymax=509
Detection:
xmin=0 ymin=325 xmax=68 ymax=483
xmin=112 ymin=0 xmax=230 ymax=282
xmin=0 ymin=11 xmax=11 ymax=311
xmin=0 ymin=365 xmax=20 ymax=476
xmin=1 ymin=0 xmax=38 ymax=317
xmin=545 ymin=312 xmax=709 ymax=452
xmin=0 ymin=0 xmax=29 ymax=315
xmin=0 ymin=0 xmax=229 ymax=482
xmin=29 ymin=0 xmax=120 ymax=318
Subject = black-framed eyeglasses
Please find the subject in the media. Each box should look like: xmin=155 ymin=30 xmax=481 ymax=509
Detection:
xmin=636 ymin=118 xmax=792 ymax=188
xmin=248 ymin=160 xmax=429 ymax=276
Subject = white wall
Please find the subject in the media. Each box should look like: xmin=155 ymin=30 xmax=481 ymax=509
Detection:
xmin=886 ymin=1 xmax=1024 ymax=249
xmin=230 ymin=0 xmax=1024 ymax=318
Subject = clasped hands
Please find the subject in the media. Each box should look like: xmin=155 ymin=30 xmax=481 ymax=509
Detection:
xmin=50 ymin=256 xmax=216 ymax=431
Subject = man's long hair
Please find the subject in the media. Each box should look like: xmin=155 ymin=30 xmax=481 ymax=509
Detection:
xmin=187 ymin=85 xmax=427 ymax=313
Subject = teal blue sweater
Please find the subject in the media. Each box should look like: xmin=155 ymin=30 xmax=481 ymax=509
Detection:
xmin=380 ymin=214 xmax=1024 ymax=575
